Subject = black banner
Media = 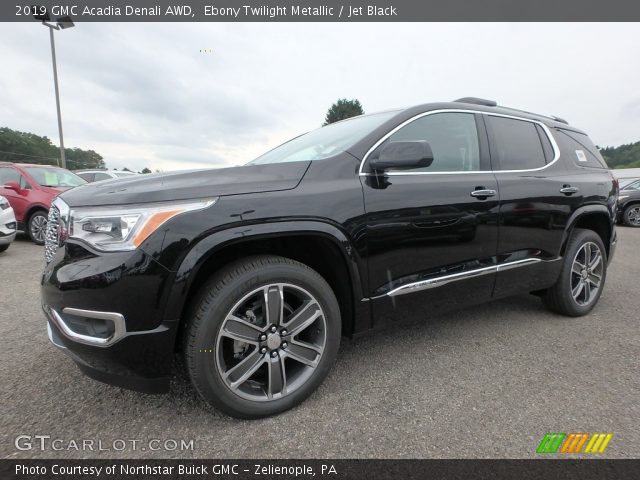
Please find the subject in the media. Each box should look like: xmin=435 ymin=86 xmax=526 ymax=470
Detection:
xmin=4 ymin=0 xmax=640 ymax=22
xmin=1 ymin=459 xmax=640 ymax=480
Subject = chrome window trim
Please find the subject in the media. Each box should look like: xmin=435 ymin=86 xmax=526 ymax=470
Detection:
xmin=385 ymin=258 xmax=543 ymax=297
xmin=358 ymin=109 xmax=560 ymax=176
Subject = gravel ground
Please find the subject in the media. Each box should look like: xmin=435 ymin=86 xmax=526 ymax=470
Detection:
xmin=1 ymin=228 xmax=638 ymax=459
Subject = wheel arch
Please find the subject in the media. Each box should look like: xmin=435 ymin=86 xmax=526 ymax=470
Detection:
xmin=561 ymin=206 xmax=613 ymax=258
xmin=24 ymin=204 xmax=48 ymax=224
xmin=165 ymin=221 xmax=369 ymax=348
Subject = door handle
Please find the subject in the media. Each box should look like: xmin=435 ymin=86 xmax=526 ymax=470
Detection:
xmin=560 ymin=186 xmax=579 ymax=195
xmin=470 ymin=189 xmax=496 ymax=198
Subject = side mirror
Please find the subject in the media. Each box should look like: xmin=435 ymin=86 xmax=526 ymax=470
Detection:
xmin=369 ymin=141 xmax=434 ymax=171
xmin=2 ymin=181 xmax=21 ymax=192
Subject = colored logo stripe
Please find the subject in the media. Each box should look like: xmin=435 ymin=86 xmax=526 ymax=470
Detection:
xmin=538 ymin=433 xmax=613 ymax=454
xmin=537 ymin=433 xmax=566 ymax=453
xmin=584 ymin=433 xmax=613 ymax=453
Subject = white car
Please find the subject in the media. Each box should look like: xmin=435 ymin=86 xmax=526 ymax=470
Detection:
xmin=75 ymin=170 xmax=139 ymax=183
xmin=0 ymin=195 xmax=17 ymax=253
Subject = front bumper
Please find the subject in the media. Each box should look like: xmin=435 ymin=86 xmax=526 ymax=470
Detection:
xmin=41 ymin=243 xmax=179 ymax=394
xmin=0 ymin=231 xmax=16 ymax=245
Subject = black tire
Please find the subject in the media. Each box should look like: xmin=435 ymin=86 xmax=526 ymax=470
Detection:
xmin=543 ymin=228 xmax=607 ymax=317
xmin=0 ymin=244 xmax=9 ymax=253
xmin=27 ymin=210 xmax=48 ymax=245
xmin=183 ymin=255 xmax=341 ymax=419
xmin=622 ymin=204 xmax=640 ymax=227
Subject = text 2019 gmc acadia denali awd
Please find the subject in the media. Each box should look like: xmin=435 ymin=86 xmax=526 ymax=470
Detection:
xmin=41 ymin=98 xmax=618 ymax=418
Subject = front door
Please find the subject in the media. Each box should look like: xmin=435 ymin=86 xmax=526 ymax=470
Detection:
xmin=361 ymin=111 xmax=500 ymax=327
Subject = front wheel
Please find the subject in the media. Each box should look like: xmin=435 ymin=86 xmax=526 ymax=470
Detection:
xmin=622 ymin=204 xmax=640 ymax=227
xmin=543 ymin=228 xmax=607 ymax=317
xmin=27 ymin=210 xmax=48 ymax=245
xmin=183 ymin=255 xmax=341 ymax=418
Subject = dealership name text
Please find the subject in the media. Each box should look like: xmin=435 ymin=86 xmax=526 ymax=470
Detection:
xmin=16 ymin=463 xmax=337 ymax=476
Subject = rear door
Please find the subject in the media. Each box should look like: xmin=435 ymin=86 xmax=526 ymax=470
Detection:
xmin=485 ymin=115 xmax=579 ymax=297
xmin=361 ymin=111 xmax=500 ymax=327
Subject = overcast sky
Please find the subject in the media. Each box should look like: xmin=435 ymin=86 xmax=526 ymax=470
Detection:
xmin=1 ymin=23 xmax=639 ymax=172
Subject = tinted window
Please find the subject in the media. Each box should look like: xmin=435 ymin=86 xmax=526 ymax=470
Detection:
xmin=623 ymin=180 xmax=640 ymax=192
xmin=488 ymin=116 xmax=546 ymax=170
xmin=94 ymin=172 xmax=112 ymax=181
xmin=380 ymin=112 xmax=480 ymax=172
xmin=0 ymin=167 xmax=20 ymax=185
xmin=559 ymin=130 xmax=608 ymax=169
xmin=78 ymin=172 xmax=95 ymax=182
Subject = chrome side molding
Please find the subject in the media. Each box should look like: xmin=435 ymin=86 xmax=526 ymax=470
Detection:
xmin=386 ymin=258 xmax=543 ymax=297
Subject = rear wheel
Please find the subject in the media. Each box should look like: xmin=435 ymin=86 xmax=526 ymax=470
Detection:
xmin=27 ymin=210 xmax=48 ymax=245
xmin=543 ymin=228 xmax=607 ymax=316
xmin=622 ymin=204 xmax=640 ymax=227
xmin=0 ymin=244 xmax=8 ymax=253
xmin=183 ymin=255 xmax=341 ymax=418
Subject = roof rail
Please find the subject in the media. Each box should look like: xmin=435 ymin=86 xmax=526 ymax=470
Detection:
xmin=454 ymin=97 xmax=497 ymax=107
xmin=550 ymin=115 xmax=569 ymax=125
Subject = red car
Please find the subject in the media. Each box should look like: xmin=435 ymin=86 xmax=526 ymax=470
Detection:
xmin=0 ymin=163 xmax=86 ymax=244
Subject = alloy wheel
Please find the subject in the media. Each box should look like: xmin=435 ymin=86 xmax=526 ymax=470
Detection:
xmin=570 ymin=241 xmax=604 ymax=306
xmin=215 ymin=283 xmax=327 ymax=402
xmin=626 ymin=206 xmax=640 ymax=226
xmin=30 ymin=214 xmax=47 ymax=243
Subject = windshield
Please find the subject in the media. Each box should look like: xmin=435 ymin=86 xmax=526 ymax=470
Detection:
xmin=623 ymin=180 xmax=640 ymax=191
xmin=25 ymin=167 xmax=87 ymax=188
xmin=248 ymin=111 xmax=398 ymax=165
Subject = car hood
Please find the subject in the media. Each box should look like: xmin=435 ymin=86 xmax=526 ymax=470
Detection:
xmin=60 ymin=162 xmax=311 ymax=207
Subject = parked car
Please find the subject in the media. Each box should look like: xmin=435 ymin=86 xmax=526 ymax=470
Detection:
xmin=617 ymin=178 xmax=640 ymax=227
xmin=0 ymin=163 xmax=86 ymax=244
xmin=0 ymin=195 xmax=17 ymax=253
xmin=41 ymin=98 xmax=617 ymax=418
xmin=75 ymin=169 xmax=139 ymax=183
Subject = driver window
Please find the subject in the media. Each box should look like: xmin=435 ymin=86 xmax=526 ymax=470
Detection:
xmin=382 ymin=112 xmax=480 ymax=172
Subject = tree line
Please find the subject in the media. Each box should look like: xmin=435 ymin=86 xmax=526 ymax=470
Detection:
xmin=600 ymin=141 xmax=640 ymax=169
xmin=0 ymin=127 xmax=105 ymax=170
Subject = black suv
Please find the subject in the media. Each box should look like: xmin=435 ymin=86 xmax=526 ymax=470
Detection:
xmin=42 ymin=98 xmax=618 ymax=418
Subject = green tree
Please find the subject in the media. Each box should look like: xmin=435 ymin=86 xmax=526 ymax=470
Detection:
xmin=323 ymin=98 xmax=364 ymax=126
xmin=0 ymin=127 xmax=105 ymax=170
xmin=600 ymin=141 xmax=640 ymax=169
xmin=140 ymin=167 xmax=152 ymax=174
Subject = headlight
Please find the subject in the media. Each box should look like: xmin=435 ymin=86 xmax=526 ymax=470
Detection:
xmin=68 ymin=198 xmax=217 ymax=251
xmin=0 ymin=197 xmax=9 ymax=210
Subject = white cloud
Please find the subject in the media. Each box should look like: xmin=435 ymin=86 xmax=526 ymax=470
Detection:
xmin=1 ymin=22 xmax=639 ymax=171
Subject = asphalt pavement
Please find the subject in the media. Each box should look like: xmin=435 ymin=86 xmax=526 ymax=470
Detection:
xmin=1 ymin=228 xmax=638 ymax=459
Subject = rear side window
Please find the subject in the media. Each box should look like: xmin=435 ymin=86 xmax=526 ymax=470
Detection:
xmin=78 ymin=172 xmax=95 ymax=182
xmin=487 ymin=116 xmax=547 ymax=170
xmin=558 ymin=130 xmax=609 ymax=169
xmin=94 ymin=172 xmax=112 ymax=181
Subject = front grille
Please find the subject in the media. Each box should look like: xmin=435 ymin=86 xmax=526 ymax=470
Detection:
xmin=44 ymin=204 xmax=60 ymax=263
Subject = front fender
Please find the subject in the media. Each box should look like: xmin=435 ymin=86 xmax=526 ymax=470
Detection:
xmin=160 ymin=220 xmax=366 ymax=323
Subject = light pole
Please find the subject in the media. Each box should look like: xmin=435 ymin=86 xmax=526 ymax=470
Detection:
xmin=35 ymin=11 xmax=74 ymax=169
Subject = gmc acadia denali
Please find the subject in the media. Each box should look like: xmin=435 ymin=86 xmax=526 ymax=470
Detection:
xmin=41 ymin=98 xmax=618 ymax=418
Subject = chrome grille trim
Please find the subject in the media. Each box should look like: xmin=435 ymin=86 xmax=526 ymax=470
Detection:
xmin=44 ymin=204 xmax=60 ymax=263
